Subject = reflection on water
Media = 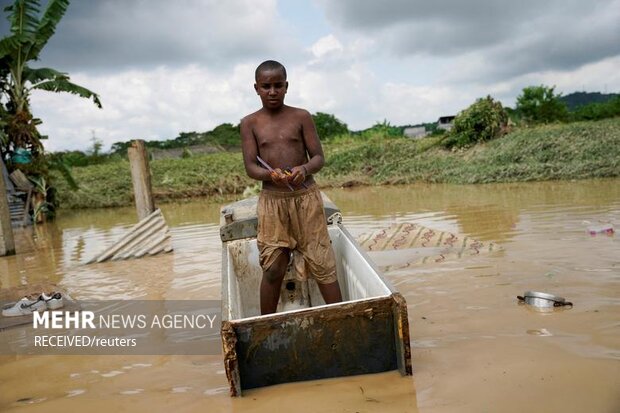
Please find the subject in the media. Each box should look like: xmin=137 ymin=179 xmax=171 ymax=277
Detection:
xmin=1 ymin=179 xmax=619 ymax=412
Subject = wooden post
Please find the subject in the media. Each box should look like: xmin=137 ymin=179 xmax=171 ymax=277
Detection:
xmin=0 ymin=157 xmax=16 ymax=256
xmin=127 ymin=140 xmax=155 ymax=221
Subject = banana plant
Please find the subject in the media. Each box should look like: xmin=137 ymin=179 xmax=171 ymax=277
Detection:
xmin=28 ymin=174 xmax=51 ymax=223
xmin=0 ymin=0 xmax=102 ymax=156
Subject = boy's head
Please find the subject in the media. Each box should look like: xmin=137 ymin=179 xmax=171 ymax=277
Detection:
xmin=254 ymin=60 xmax=287 ymax=81
xmin=254 ymin=60 xmax=288 ymax=110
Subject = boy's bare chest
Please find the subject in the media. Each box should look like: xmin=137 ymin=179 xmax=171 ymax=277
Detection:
xmin=253 ymin=122 xmax=303 ymax=148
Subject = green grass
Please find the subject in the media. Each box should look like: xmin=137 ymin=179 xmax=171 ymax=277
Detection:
xmin=54 ymin=152 xmax=252 ymax=209
xmin=53 ymin=118 xmax=620 ymax=209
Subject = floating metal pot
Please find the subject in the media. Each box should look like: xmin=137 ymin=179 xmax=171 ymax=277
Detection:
xmin=517 ymin=291 xmax=573 ymax=309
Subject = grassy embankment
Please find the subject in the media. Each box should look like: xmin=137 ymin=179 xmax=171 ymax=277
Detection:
xmin=54 ymin=118 xmax=620 ymax=209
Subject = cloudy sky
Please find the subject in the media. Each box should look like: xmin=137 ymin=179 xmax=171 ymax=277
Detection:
xmin=1 ymin=0 xmax=619 ymax=151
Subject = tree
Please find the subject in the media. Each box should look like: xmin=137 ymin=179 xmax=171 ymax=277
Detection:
xmin=110 ymin=141 xmax=132 ymax=156
xmin=312 ymin=112 xmax=348 ymax=140
xmin=516 ymin=85 xmax=568 ymax=124
xmin=89 ymin=130 xmax=103 ymax=157
xmin=0 ymin=0 xmax=102 ymax=159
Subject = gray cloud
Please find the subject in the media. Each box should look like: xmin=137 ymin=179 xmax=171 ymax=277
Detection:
xmin=319 ymin=0 xmax=620 ymax=80
xmin=0 ymin=0 xmax=295 ymax=73
xmin=2 ymin=0 xmax=619 ymax=151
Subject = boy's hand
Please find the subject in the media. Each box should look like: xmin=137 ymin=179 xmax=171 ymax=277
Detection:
xmin=270 ymin=168 xmax=290 ymax=187
xmin=286 ymin=166 xmax=306 ymax=186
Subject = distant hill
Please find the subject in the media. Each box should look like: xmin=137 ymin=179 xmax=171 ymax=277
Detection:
xmin=560 ymin=92 xmax=620 ymax=111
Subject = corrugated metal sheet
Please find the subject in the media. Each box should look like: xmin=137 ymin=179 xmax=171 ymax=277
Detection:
xmin=87 ymin=208 xmax=172 ymax=263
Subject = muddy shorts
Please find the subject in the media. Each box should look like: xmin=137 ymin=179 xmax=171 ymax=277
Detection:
xmin=257 ymin=185 xmax=337 ymax=284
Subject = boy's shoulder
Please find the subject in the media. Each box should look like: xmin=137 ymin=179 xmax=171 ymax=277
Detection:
xmin=284 ymin=105 xmax=312 ymax=117
xmin=240 ymin=108 xmax=262 ymax=126
xmin=291 ymin=106 xmax=313 ymax=121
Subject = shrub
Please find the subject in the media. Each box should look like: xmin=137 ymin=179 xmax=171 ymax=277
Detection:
xmin=52 ymin=150 xmax=90 ymax=167
xmin=361 ymin=120 xmax=403 ymax=139
xmin=445 ymin=96 xmax=508 ymax=148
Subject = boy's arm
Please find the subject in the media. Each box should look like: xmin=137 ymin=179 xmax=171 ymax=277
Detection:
xmin=299 ymin=109 xmax=325 ymax=171
xmin=240 ymin=117 xmax=270 ymax=181
xmin=287 ymin=110 xmax=325 ymax=186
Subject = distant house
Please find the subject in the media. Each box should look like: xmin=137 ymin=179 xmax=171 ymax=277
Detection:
xmin=403 ymin=126 xmax=428 ymax=139
xmin=437 ymin=115 xmax=455 ymax=131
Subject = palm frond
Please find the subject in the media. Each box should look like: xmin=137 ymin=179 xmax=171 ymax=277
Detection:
xmin=32 ymin=77 xmax=102 ymax=108
xmin=0 ymin=36 xmax=17 ymax=61
xmin=31 ymin=0 xmax=70 ymax=59
xmin=5 ymin=0 xmax=41 ymax=38
xmin=2 ymin=0 xmax=41 ymax=66
xmin=28 ymin=174 xmax=47 ymax=193
xmin=23 ymin=66 xmax=67 ymax=84
xmin=0 ymin=33 xmax=34 ymax=61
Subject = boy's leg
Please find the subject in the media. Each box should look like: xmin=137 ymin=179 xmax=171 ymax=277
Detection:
xmin=260 ymin=249 xmax=289 ymax=315
xmin=292 ymin=187 xmax=342 ymax=305
xmin=317 ymin=280 xmax=342 ymax=304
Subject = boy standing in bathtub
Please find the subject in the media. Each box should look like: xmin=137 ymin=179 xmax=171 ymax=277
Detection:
xmin=240 ymin=60 xmax=342 ymax=314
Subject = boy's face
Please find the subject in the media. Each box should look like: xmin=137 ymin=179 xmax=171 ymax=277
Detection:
xmin=254 ymin=69 xmax=288 ymax=110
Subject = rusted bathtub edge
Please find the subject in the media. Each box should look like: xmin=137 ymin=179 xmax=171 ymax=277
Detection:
xmin=221 ymin=295 xmax=407 ymax=396
xmin=391 ymin=292 xmax=413 ymax=376
xmin=221 ymin=320 xmax=241 ymax=397
xmin=228 ymin=295 xmax=393 ymax=331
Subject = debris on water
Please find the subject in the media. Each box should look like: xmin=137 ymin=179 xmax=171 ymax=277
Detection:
xmin=16 ymin=397 xmax=47 ymax=404
xmin=517 ymin=291 xmax=573 ymax=310
xmin=101 ymin=370 xmax=124 ymax=378
xmin=119 ymin=389 xmax=144 ymax=395
xmin=526 ymin=328 xmax=552 ymax=336
xmin=586 ymin=223 xmax=614 ymax=236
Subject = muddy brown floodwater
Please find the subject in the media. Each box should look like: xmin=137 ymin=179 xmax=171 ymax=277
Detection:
xmin=0 ymin=179 xmax=618 ymax=412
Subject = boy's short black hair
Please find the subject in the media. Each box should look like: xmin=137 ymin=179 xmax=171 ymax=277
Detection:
xmin=255 ymin=60 xmax=287 ymax=81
